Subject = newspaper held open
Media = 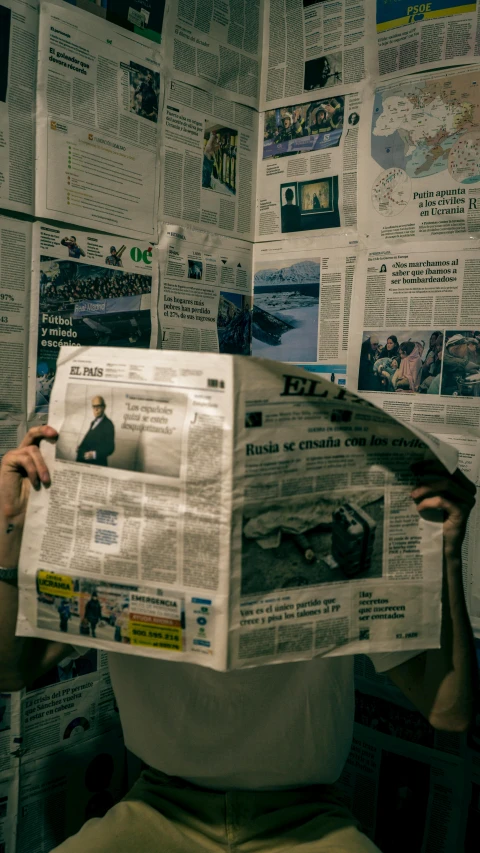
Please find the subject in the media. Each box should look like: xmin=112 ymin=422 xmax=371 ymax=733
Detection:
xmin=17 ymin=346 xmax=458 ymax=669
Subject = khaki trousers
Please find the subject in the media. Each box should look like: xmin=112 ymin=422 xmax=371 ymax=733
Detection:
xmin=51 ymin=767 xmax=381 ymax=852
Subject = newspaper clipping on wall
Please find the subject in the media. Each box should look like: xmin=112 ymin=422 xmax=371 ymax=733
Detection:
xmin=0 ymin=0 xmax=38 ymax=215
xmin=372 ymin=0 xmax=480 ymax=80
xmin=339 ymin=680 xmax=468 ymax=851
xmin=160 ymin=78 xmax=257 ymax=240
xmin=35 ymin=0 xmax=162 ymax=240
xmin=28 ymin=222 xmax=156 ymax=421
xmin=252 ymin=235 xmax=357 ymax=385
xmin=347 ymin=242 xmax=480 ymax=431
xmin=16 ymin=729 xmax=126 ymax=853
xmin=260 ymin=0 xmax=366 ymax=110
xmin=0 ymin=217 xmax=31 ymax=457
xmin=256 ymin=90 xmax=360 ymax=240
xmin=360 ymin=65 xmax=480 ymax=242
xmin=157 ymin=224 xmax=252 ymax=355
xmin=162 ymin=0 xmax=262 ymax=109
xmin=17 ymin=346 xmax=458 ymax=670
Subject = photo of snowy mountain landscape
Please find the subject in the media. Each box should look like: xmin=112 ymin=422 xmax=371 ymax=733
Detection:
xmin=252 ymin=259 xmax=320 ymax=362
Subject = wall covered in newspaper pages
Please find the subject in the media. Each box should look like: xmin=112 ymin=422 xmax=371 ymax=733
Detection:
xmin=0 ymin=0 xmax=479 ymax=848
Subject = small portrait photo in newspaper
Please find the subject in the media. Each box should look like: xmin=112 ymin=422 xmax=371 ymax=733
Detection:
xmin=241 ymin=491 xmax=384 ymax=596
xmin=55 ymin=382 xmax=187 ymax=477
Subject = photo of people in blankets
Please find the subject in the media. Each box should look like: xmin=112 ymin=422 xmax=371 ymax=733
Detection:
xmin=304 ymin=52 xmax=342 ymax=91
xmin=358 ymin=330 xmax=443 ymax=395
xmin=202 ymin=124 xmax=238 ymax=196
xmin=36 ymin=258 xmax=152 ymax=413
xmin=263 ymin=96 xmax=344 ymax=159
xmin=129 ymin=62 xmax=160 ymax=122
xmin=440 ymin=331 xmax=480 ymax=397
xmin=241 ymin=491 xmax=384 ymax=595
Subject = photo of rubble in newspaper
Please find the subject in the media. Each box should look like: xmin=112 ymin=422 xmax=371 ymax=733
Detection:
xmin=241 ymin=491 xmax=384 ymax=595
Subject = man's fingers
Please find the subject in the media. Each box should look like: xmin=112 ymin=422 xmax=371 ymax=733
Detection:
xmin=19 ymin=425 xmax=58 ymax=449
xmin=411 ymin=479 xmax=476 ymax=508
xmin=414 ymin=494 xmax=461 ymax=519
xmin=411 ymin=461 xmax=476 ymax=496
xmin=28 ymin=446 xmax=52 ymax=486
xmin=17 ymin=452 xmax=41 ymax=490
xmin=3 ymin=446 xmax=52 ymax=488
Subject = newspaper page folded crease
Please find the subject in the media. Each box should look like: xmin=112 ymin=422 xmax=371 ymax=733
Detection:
xmin=17 ymin=346 xmax=458 ymax=670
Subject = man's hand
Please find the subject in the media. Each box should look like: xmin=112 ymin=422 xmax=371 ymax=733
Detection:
xmin=0 ymin=426 xmax=74 ymax=691
xmin=410 ymin=460 xmax=476 ymax=557
xmin=0 ymin=426 xmax=58 ymax=524
xmin=386 ymin=459 xmax=478 ymax=731
xmin=83 ymin=451 xmax=95 ymax=460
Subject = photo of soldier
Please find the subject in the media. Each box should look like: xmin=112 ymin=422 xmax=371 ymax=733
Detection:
xmin=263 ymin=97 xmax=344 ymax=159
xmin=129 ymin=62 xmax=160 ymax=123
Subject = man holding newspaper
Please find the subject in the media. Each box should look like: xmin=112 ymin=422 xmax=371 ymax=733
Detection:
xmin=0 ymin=421 xmax=477 ymax=853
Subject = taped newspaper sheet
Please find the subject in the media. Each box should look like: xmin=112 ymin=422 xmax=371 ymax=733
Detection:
xmin=157 ymin=224 xmax=252 ymax=355
xmin=162 ymin=0 xmax=262 ymax=109
xmin=360 ymin=66 xmax=480 ymax=242
xmin=347 ymin=242 xmax=480 ymax=431
xmin=17 ymin=347 xmax=457 ymax=669
xmin=0 ymin=216 xmax=31 ymax=456
xmin=16 ymin=729 xmax=126 ymax=853
xmin=339 ymin=680 xmax=468 ymax=850
xmin=0 ymin=0 xmax=38 ymax=214
xmin=256 ymin=90 xmax=361 ymax=240
xmin=20 ymin=648 xmax=120 ymax=761
xmin=160 ymin=77 xmax=258 ymax=240
xmin=260 ymin=0 xmax=367 ymax=110
xmin=252 ymin=235 xmax=358 ymax=385
xmin=28 ymin=222 xmax=157 ymax=422
xmin=35 ymin=0 xmax=162 ymax=240
xmin=371 ymin=0 xmax=480 ymax=81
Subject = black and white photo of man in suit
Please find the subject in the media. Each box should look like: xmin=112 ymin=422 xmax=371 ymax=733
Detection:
xmin=76 ymin=396 xmax=115 ymax=466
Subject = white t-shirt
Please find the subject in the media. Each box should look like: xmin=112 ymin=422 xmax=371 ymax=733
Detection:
xmin=107 ymin=649 xmax=419 ymax=791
